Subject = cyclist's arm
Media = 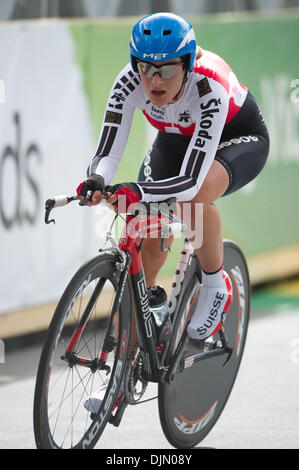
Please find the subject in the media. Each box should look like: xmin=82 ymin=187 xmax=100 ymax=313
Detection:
xmin=137 ymin=80 xmax=229 ymax=203
xmin=87 ymin=104 xmax=134 ymax=185
xmin=87 ymin=64 xmax=140 ymax=186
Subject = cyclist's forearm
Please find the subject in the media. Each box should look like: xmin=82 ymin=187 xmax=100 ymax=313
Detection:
xmin=87 ymin=153 xmax=120 ymax=185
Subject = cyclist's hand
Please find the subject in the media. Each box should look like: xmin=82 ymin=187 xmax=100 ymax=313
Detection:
xmin=76 ymin=174 xmax=105 ymax=206
xmin=106 ymin=182 xmax=142 ymax=212
xmin=86 ymin=190 xmax=103 ymax=206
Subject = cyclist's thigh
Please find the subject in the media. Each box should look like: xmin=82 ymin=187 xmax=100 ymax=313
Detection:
xmin=137 ymin=131 xmax=191 ymax=182
xmin=216 ymin=91 xmax=270 ymax=196
xmin=215 ymin=133 xmax=269 ymax=196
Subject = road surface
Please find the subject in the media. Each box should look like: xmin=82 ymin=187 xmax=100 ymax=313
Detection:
xmin=1 ymin=285 xmax=299 ymax=449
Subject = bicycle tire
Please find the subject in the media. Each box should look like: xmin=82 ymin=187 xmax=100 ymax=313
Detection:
xmin=158 ymin=240 xmax=250 ymax=448
xmin=33 ymin=252 xmax=131 ymax=449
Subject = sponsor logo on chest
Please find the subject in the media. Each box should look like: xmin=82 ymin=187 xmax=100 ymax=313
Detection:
xmin=148 ymin=104 xmax=192 ymax=126
xmin=150 ymin=105 xmax=165 ymax=121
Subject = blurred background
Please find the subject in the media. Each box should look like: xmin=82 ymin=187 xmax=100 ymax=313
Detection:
xmin=1 ymin=0 xmax=299 ymax=19
xmin=0 ymin=0 xmax=299 ymax=349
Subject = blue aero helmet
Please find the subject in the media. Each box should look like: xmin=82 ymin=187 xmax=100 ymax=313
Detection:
xmin=130 ymin=12 xmax=197 ymax=74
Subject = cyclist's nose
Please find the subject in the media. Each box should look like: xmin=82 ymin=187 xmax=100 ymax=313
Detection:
xmin=151 ymin=72 xmax=164 ymax=84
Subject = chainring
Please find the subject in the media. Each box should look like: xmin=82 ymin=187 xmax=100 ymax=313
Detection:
xmin=124 ymin=347 xmax=148 ymax=405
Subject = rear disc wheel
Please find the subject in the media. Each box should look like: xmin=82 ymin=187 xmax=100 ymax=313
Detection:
xmin=158 ymin=240 xmax=250 ymax=448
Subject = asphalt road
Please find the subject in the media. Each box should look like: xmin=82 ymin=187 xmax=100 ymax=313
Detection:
xmin=1 ymin=300 xmax=299 ymax=449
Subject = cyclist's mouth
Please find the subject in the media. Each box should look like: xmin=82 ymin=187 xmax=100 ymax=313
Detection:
xmin=151 ymin=89 xmax=166 ymax=97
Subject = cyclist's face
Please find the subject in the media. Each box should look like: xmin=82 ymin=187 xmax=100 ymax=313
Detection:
xmin=138 ymin=58 xmax=185 ymax=106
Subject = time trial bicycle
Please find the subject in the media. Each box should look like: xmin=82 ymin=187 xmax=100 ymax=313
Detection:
xmin=33 ymin=191 xmax=250 ymax=449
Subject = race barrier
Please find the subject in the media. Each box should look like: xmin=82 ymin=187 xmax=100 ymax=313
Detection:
xmin=0 ymin=10 xmax=298 ymax=338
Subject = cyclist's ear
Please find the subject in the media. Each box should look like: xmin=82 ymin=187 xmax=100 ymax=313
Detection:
xmin=196 ymin=45 xmax=203 ymax=59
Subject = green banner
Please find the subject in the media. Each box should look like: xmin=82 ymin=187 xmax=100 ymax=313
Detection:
xmin=70 ymin=11 xmax=299 ymax=283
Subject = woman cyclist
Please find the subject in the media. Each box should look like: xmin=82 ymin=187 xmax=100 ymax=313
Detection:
xmin=77 ymin=12 xmax=269 ymax=412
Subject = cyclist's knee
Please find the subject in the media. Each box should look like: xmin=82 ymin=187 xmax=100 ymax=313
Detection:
xmin=192 ymin=160 xmax=229 ymax=204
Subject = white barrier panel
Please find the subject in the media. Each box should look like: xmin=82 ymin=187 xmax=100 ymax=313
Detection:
xmin=0 ymin=79 xmax=5 ymax=104
xmin=0 ymin=21 xmax=95 ymax=314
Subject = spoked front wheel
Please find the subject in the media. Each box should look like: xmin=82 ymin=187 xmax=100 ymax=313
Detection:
xmin=33 ymin=253 xmax=131 ymax=449
xmin=158 ymin=240 xmax=250 ymax=448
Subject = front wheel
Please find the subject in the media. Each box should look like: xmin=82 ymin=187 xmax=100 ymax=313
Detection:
xmin=33 ymin=252 xmax=132 ymax=449
xmin=158 ymin=240 xmax=250 ymax=448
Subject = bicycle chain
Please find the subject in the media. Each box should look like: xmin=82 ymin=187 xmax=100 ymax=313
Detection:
xmin=124 ymin=344 xmax=148 ymax=405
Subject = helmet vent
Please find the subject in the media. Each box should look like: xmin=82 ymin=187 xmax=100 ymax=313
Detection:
xmin=163 ymin=30 xmax=172 ymax=35
xmin=144 ymin=29 xmax=151 ymax=35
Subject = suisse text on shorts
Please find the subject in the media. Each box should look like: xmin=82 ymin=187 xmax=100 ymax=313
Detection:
xmin=106 ymin=454 xmax=192 ymax=467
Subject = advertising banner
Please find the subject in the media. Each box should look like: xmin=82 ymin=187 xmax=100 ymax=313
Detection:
xmin=0 ymin=22 xmax=95 ymax=315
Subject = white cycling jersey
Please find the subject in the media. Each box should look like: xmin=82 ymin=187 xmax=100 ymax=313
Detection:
xmin=87 ymin=50 xmax=248 ymax=202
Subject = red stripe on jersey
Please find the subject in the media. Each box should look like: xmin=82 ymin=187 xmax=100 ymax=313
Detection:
xmin=226 ymin=96 xmax=241 ymax=123
xmin=142 ymin=110 xmax=195 ymax=136
xmin=194 ymin=51 xmax=248 ymax=123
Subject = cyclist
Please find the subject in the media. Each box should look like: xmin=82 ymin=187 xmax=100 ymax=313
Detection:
xmin=77 ymin=12 xmax=269 ymax=411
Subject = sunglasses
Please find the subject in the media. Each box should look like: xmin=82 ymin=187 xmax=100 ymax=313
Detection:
xmin=137 ymin=60 xmax=184 ymax=79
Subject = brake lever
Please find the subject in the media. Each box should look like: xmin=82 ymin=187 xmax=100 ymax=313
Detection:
xmin=79 ymin=189 xmax=111 ymax=206
xmin=78 ymin=190 xmax=93 ymax=206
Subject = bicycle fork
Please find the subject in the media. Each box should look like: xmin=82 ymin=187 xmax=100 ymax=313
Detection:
xmin=61 ymin=251 xmax=131 ymax=374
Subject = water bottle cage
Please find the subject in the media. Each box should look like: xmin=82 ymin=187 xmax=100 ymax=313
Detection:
xmin=155 ymin=315 xmax=172 ymax=344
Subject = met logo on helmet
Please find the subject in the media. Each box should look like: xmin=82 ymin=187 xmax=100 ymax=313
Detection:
xmin=143 ymin=53 xmax=169 ymax=60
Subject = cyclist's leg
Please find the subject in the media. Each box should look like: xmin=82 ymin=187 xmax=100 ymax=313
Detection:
xmin=141 ymin=160 xmax=227 ymax=286
xmin=186 ymin=132 xmax=269 ymax=339
xmin=141 ymin=236 xmax=173 ymax=287
xmin=140 ymin=155 xmax=229 ymax=287
xmin=182 ymin=160 xmax=229 ymax=271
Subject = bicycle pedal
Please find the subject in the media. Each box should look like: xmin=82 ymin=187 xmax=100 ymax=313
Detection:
xmin=203 ymin=337 xmax=217 ymax=351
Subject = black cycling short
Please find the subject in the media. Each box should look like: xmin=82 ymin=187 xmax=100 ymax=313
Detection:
xmin=137 ymin=91 xmax=269 ymax=196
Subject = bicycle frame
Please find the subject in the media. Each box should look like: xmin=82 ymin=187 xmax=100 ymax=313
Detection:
xmin=46 ymin=196 xmax=232 ymax=385
xmin=114 ymin=209 xmax=233 ymax=385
